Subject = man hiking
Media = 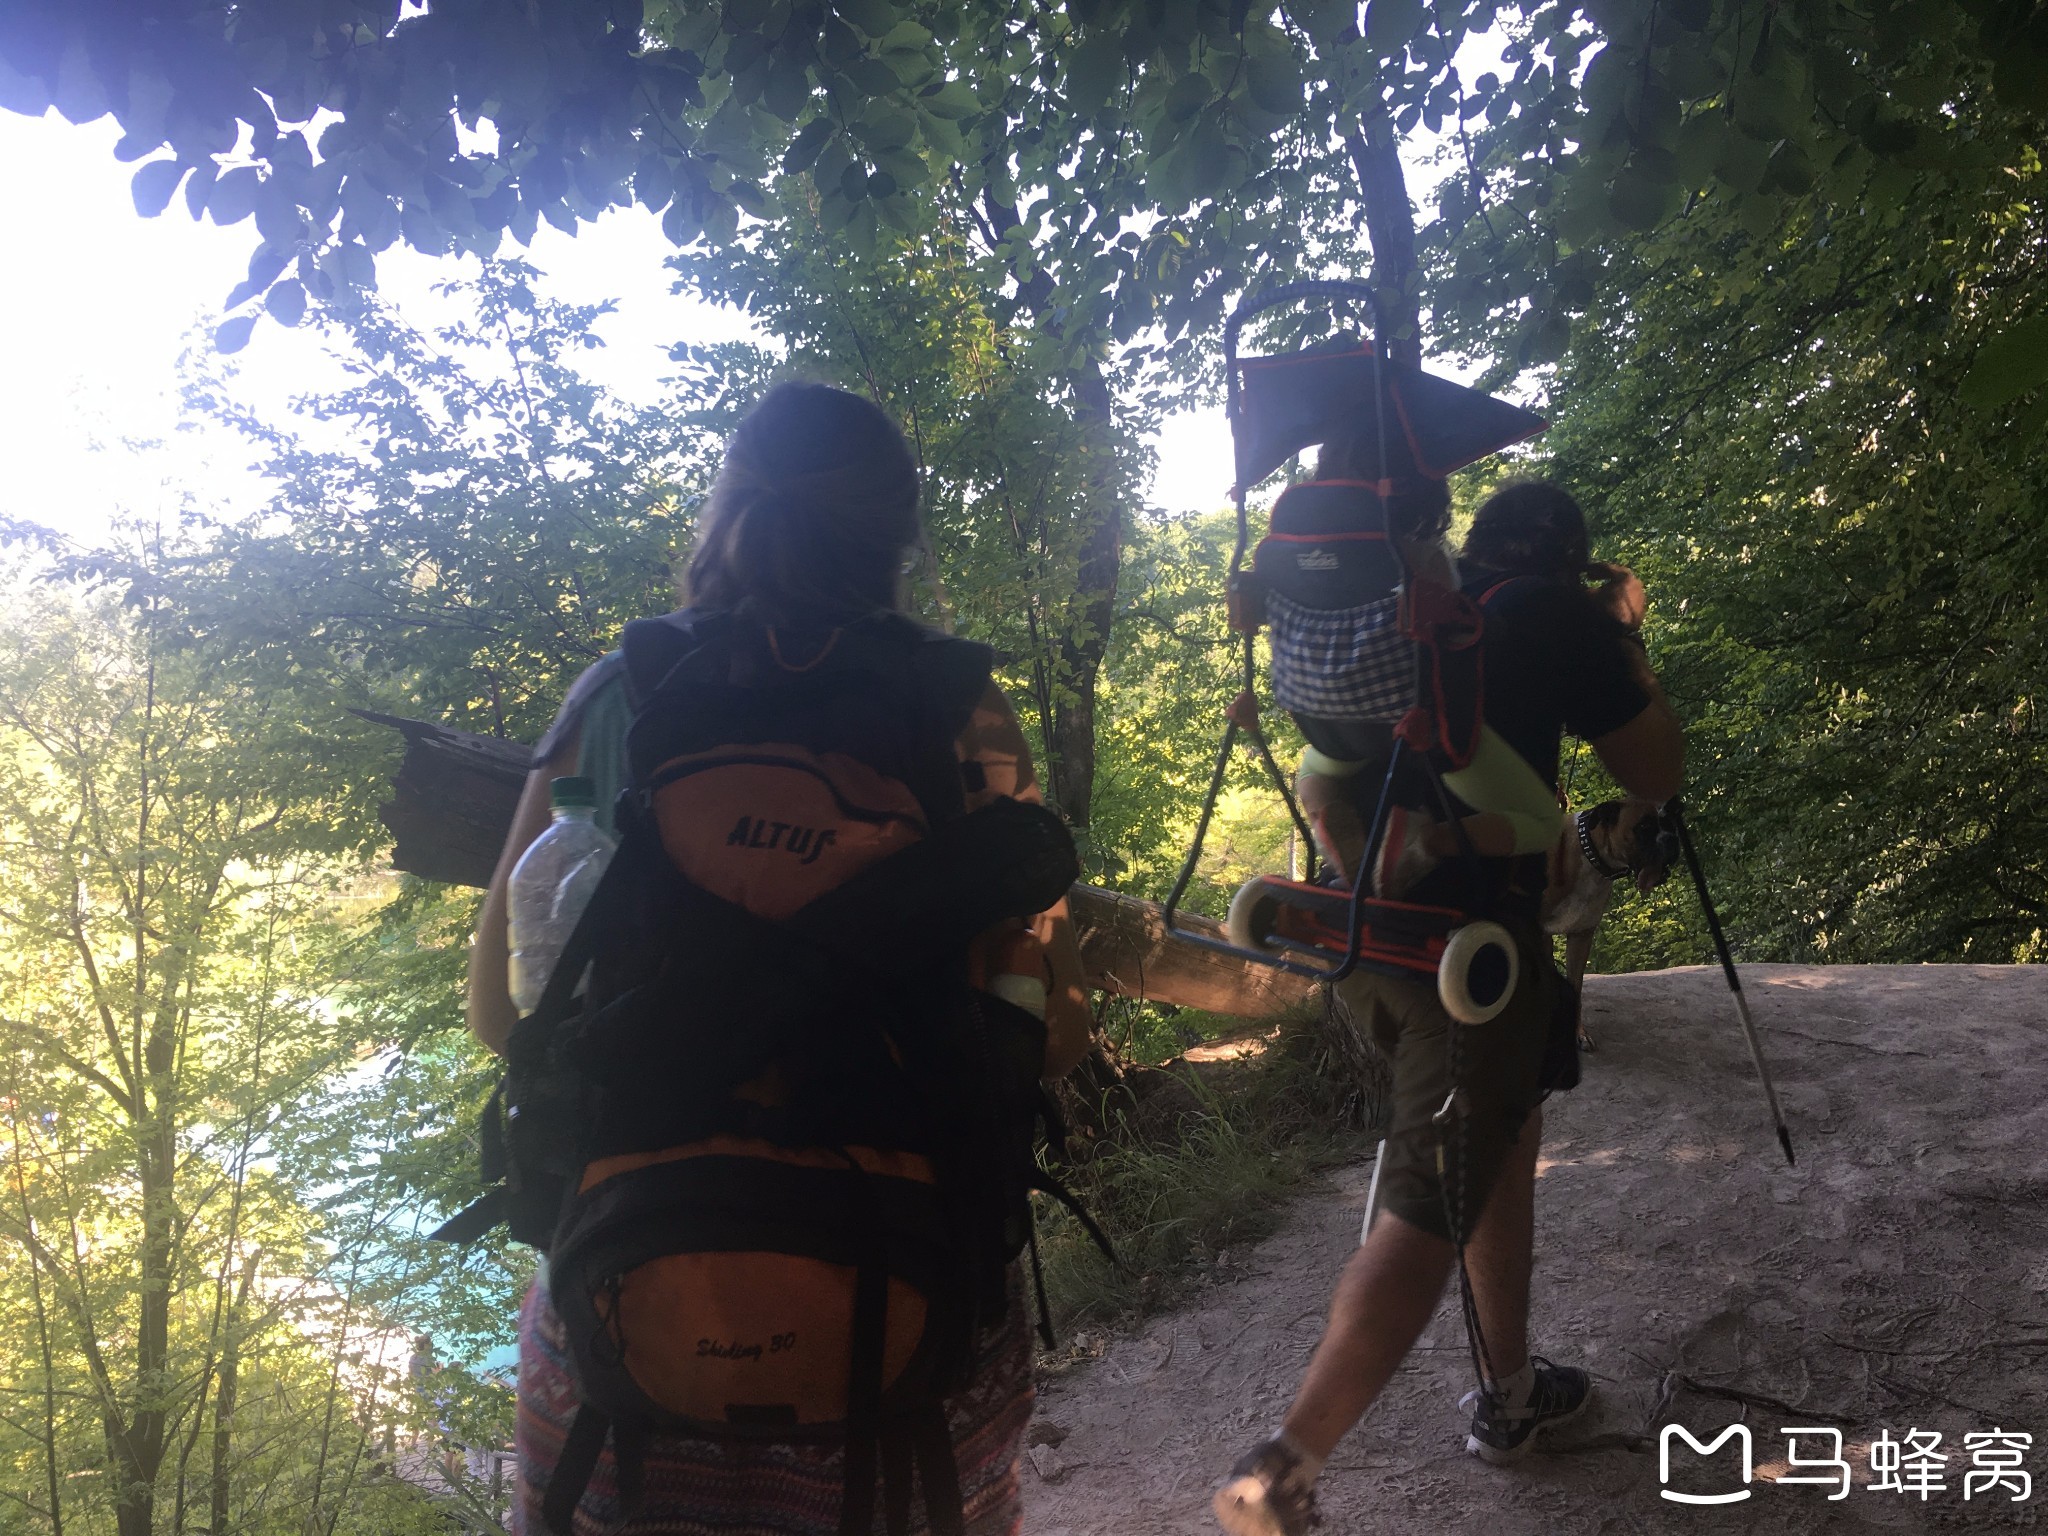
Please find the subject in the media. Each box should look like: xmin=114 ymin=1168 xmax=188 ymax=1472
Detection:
xmin=1214 ymin=482 xmax=1685 ymax=1534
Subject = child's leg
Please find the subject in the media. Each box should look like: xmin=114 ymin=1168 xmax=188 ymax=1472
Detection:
xmin=1375 ymin=729 xmax=1560 ymax=896
xmin=1297 ymin=745 xmax=1373 ymax=882
xmin=1422 ymin=811 xmax=1521 ymax=860
xmin=1438 ymin=727 xmax=1565 ymax=855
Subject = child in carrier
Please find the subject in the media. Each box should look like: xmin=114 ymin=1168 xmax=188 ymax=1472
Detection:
xmin=1273 ymin=439 xmax=1643 ymax=897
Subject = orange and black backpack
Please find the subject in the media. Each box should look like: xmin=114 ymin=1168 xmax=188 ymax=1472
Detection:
xmin=434 ymin=607 xmax=1097 ymax=1535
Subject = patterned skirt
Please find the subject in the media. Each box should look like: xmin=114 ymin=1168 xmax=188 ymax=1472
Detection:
xmin=513 ymin=1274 xmax=1033 ymax=1536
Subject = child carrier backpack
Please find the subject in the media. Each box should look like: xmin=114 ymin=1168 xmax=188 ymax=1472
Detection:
xmin=1164 ymin=281 xmax=1547 ymax=1017
xmin=434 ymin=608 xmax=1099 ymax=1536
xmin=1252 ymin=477 xmax=1483 ymax=754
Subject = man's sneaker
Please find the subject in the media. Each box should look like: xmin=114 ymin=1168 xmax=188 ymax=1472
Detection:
xmin=1371 ymin=806 xmax=1437 ymax=898
xmin=1462 ymin=1358 xmax=1592 ymax=1465
xmin=1213 ymin=1436 xmax=1319 ymax=1536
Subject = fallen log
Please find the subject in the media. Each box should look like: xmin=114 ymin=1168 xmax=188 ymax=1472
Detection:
xmin=359 ymin=712 xmax=1317 ymax=1020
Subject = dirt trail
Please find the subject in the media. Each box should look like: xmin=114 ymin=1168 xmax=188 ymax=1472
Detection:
xmin=1024 ymin=966 xmax=2048 ymax=1533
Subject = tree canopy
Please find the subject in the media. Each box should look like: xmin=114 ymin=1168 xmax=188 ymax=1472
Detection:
xmin=2 ymin=0 xmax=2042 ymax=389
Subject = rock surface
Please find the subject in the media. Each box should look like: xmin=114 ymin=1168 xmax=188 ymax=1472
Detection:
xmin=1025 ymin=965 xmax=2048 ymax=1533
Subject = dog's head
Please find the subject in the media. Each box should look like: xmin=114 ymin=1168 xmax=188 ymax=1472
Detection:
xmin=1579 ymin=798 xmax=1677 ymax=895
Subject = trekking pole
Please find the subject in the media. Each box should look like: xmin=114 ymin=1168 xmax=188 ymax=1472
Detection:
xmin=1667 ymin=800 xmax=1796 ymax=1167
xmin=1359 ymin=1139 xmax=1387 ymax=1244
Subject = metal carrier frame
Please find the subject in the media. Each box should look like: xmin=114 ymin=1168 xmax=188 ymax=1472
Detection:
xmin=1160 ymin=279 xmax=1495 ymax=990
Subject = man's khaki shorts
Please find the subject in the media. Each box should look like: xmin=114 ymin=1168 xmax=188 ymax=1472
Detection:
xmin=1335 ymin=921 xmax=1564 ymax=1242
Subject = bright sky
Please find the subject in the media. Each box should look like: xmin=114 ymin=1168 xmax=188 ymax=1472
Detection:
xmin=0 ymin=44 xmax=1516 ymax=548
xmin=0 ymin=109 xmax=1246 ymax=548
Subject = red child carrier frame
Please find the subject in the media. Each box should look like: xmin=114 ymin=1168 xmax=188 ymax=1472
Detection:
xmin=1162 ymin=280 xmax=1547 ymax=1018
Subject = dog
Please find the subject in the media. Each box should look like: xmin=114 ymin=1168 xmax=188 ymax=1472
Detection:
xmin=1540 ymin=797 xmax=1676 ymax=1049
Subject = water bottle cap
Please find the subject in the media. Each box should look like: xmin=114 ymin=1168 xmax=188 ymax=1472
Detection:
xmin=550 ymin=776 xmax=597 ymax=810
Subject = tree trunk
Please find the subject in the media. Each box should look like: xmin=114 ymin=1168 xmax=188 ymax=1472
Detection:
xmin=7 ymin=1077 xmax=64 ymax=1536
xmin=209 ymin=1256 xmax=258 ymax=1536
xmin=980 ymin=188 xmax=1124 ymax=829
xmin=1344 ymin=89 xmax=1422 ymax=367
xmin=1043 ymin=357 xmax=1122 ymax=830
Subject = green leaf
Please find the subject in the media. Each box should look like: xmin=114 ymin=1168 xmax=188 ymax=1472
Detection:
xmin=783 ymin=118 xmax=836 ymax=173
xmin=662 ymin=196 xmax=701 ymax=243
xmin=206 ymin=166 xmax=263 ymax=226
xmin=214 ymin=313 xmax=258 ymax=354
xmin=0 ymin=53 xmax=52 ymax=117
xmin=880 ymin=20 xmax=932 ymax=51
xmin=1670 ymin=111 xmax=1723 ymax=191
xmin=2013 ymin=386 xmax=2048 ymax=446
xmin=1521 ymin=311 xmax=1572 ymax=366
xmin=859 ymin=107 xmax=917 ymax=151
xmin=848 ymin=56 xmax=903 ymax=94
xmin=1164 ymin=71 xmax=1213 ymax=123
xmin=762 ymin=56 xmax=811 ymax=121
xmin=131 ymin=158 xmax=187 ymax=218
xmin=321 ymin=240 xmax=378 ymax=292
xmin=847 ymin=199 xmax=880 ymax=256
xmin=1992 ymin=44 xmax=2048 ymax=116
xmin=224 ymin=242 xmax=293 ymax=310
xmin=633 ymin=151 xmax=673 ymax=212
xmin=1364 ymin=0 xmax=1425 ymax=57
xmin=264 ymin=278 xmax=307 ymax=326
xmin=52 ymin=40 xmax=109 ymax=124
xmin=1066 ymin=32 xmax=1124 ymax=113
xmin=813 ymin=136 xmax=854 ymax=194
xmin=182 ymin=161 xmax=216 ymax=218
xmin=922 ymin=80 xmax=981 ymax=119
xmin=1608 ymin=167 xmax=1674 ymax=231
xmin=1736 ymin=190 xmax=1782 ymax=238
xmin=917 ymin=108 xmax=967 ymax=161
xmin=1961 ymin=314 xmax=2048 ymax=410
xmin=872 ymin=145 xmax=928 ymax=188
xmin=836 ymin=0 xmax=897 ymax=39
xmin=1244 ymin=54 xmax=1301 ymax=115
xmin=728 ymin=180 xmax=774 ymax=219
xmin=1712 ymin=130 xmax=1772 ymax=194
xmin=816 ymin=189 xmax=856 ymax=231
xmin=1763 ymin=140 xmax=1816 ymax=196
xmin=1292 ymin=0 xmax=1359 ymax=46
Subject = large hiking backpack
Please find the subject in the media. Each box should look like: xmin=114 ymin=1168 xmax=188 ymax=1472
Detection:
xmin=435 ymin=609 xmax=1094 ymax=1536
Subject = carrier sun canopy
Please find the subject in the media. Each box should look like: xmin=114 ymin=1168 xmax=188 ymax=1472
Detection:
xmin=1231 ymin=341 xmax=1550 ymax=493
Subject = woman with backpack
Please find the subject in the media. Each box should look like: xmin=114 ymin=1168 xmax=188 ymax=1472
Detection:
xmin=467 ymin=381 xmax=1094 ymax=1536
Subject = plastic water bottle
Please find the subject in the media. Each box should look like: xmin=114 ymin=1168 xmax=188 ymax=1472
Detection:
xmin=507 ymin=777 xmax=616 ymax=1016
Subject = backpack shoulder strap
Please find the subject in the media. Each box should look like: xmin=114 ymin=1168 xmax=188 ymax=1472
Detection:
xmin=1473 ymin=574 xmax=1529 ymax=608
xmin=619 ymin=608 xmax=727 ymax=706
xmin=901 ymin=627 xmax=994 ymax=824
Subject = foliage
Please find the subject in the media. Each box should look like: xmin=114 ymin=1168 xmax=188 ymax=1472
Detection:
xmin=157 ymin=257 xmax=721 ymax=760
xmin=1524 ymin=110 xmax=2048 ymax=968
xmin=4 ymin=0 xmax=2043 ymax=393
xmin=0 ymin=580 xmax=462 ymax=1536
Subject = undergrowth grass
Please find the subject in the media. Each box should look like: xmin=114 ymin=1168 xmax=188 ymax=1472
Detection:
xmin=1031 ymin=1010 xmax=1361 ymax=1343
